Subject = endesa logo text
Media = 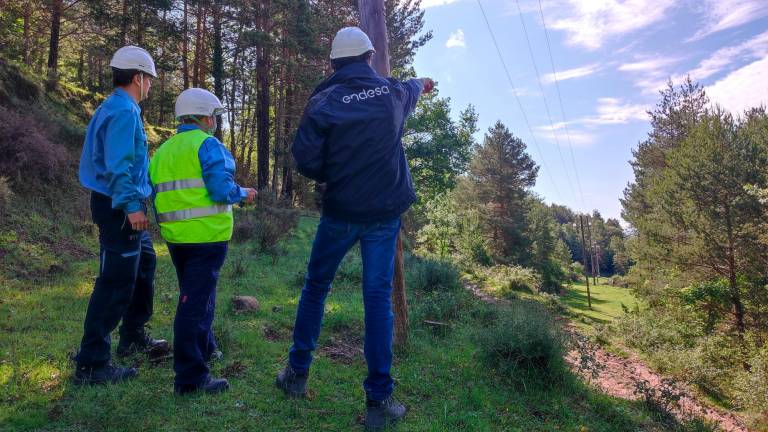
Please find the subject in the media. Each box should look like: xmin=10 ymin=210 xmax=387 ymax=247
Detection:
xmin=342 ymin=86 xmax=390 ymax=103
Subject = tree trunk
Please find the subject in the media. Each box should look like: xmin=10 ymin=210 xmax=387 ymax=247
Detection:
xmin=255 ymin=0 xmax=271 ymax=189
xmin=120 ymin=0 xmax=129 ymax=44
xmin=46 ymin=0 xmax=63 ymax=89
xmin=725 ymin=206 xmax=746 ymax=336
xmin=212 ymin=5 xmax=224 ymax=140
xmin=135 ymin=0 xmax=144 ymax=46
xmin=182 ymin=0 xmax=190 ymax=88
xmin=22 ymin=5 xmax=32 ymax=66
xmin=192 ymin=2 xmax=204 ymax=87
xmin=359 ymin=0 xmax=408 ymax=346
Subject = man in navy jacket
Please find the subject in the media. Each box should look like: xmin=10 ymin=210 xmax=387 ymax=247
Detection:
xmin=276 ymin=27 xmax=433 ymax=430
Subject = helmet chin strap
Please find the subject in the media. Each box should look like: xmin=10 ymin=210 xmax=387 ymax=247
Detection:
xmin=191 ymin=115 xmax=216 ymax=135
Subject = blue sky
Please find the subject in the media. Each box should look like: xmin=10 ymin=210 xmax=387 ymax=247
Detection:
xmin=411 ymin=0 xmax=768 ymax=222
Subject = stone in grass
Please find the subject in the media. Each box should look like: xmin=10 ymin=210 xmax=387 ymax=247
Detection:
xmin=232 ymin=295 xmax=260 ymax=313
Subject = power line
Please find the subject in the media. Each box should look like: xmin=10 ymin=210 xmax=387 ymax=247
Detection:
xmin=475 ymin=0 xmax=561 ymax=200
xmin=536 ymin=0 xmax=587 ymax=209
xmin=513 ymin=0 xmax=576 ymax=198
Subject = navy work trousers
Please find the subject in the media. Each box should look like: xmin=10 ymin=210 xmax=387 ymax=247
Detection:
xmin=168 ymin=242 xmax=228 ymax=387
xmin=76 ymin=192 xmax=156 ymax=367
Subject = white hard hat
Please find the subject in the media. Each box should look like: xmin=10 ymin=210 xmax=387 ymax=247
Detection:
xmin=110 ymin=45 xmax=157 ymax=77
xmin=175 ymin=88 xmax=226 ymax=119
xmin=330 ymin=27 xmax=375 ymax=60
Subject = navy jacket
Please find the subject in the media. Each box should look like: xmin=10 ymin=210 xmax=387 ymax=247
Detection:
xmin=292 ymin=62 xmax=424 ymax=223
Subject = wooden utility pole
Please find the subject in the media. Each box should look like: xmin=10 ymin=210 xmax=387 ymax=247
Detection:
xmin=585 ymin=216 xmax=597 ymax=285
xmin=579 ymin=215 xmax=592 ymax=309
xmin=358 ymin=0 xmax=409 ymax=346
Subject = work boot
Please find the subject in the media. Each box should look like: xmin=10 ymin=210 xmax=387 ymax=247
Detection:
xmin=275 ymin=364 xmax=307 ymax=398
xmin=72 ymin=363 xmax=138 ymax=386
xmin=117 ymin=331 xmax=170 ymax=358
xmin=174 ymin=376 xmax=230 ymax=395
xmin=364 ymin=396 xmax=407 ymax=430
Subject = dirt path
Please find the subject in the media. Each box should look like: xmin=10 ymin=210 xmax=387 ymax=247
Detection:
xmin=466 ymin=284 xmax=749 ymax=431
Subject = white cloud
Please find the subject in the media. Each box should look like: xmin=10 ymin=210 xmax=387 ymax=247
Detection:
xmin=681 ymin=31 xmax=768 ymax=83
xmin=445 ymin=29 xmax=466 ymax=48
xmin=548 ymin=0 xmax=677 ymax=50
xmin=542 ymin=64 xmax=600 ymax=84
xmin=540 ymin=98 xmax=648 ymax=130
xmin=618 ymin=57 xmax=679 ymax=73
xmin=707 ymin=57 xmax=768 ymax=115
xmin=538 ymin=129 xmax=596 ymax=148
xmin=617 ymin=56 xmax=681 ymax=94
xmin=588 ymin=97 xmax=648 ymax=125
xmin=422 ymin=0 xmax=460 ymax=8
xmin=690 ymin=0 xmax=768 ymax=41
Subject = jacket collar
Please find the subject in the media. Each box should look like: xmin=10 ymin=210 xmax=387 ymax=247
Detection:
xmin=312 ymin=63 xmax=380 ymax=97
xmin=177 ymin=124 xmax=203 ymax=133
xmin=113 ymin=88 xmax=140 ymax=109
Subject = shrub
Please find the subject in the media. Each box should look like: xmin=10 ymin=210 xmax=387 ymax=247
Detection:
xmin=0 ymin=176 xmax=12 ymax=211
xmin=407 ymin=257 xmax=462 ymax=294
xmin=0 ymin=106 xmax=68 ymax=183
xmin=232 ymin=190 xmax=299 ymax=252
xmin=735 ymin=344 xmax=768 ymax=412
xmin=413 ymin=290 xmax=469 ymax=324
xmin=478 ymin=265 xmax=541 ymax=298
xmin=569 ymin=262 xmax=585 ymax=282
xmin=475 ymin=300 xmax=566 ymax=379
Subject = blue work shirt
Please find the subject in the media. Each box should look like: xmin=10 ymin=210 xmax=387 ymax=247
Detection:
xmin=176 ymin=124 xmax=247 ymax=204
xmin=79 ymin=88 xmax=152 ymax=214
xmin=292 ymin=62 xmax=424 ymax=223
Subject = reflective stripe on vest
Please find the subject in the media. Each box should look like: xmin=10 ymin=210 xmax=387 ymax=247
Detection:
xmin=156 ymin=204 xmax=232 ymax=223
xmin=154 ymin=178 xmax=206 ymax=193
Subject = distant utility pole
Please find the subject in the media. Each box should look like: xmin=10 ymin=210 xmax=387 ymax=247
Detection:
xmin=358 ymin=0 xmax=409 ymax=346
xmin=585 ymin=216 xmax=598 ymax=285
xmin=579 ymin=215 xmax=592 ymax=309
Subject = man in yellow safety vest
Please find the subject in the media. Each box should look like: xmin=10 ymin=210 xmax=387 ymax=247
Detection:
xmin=149 ymin=88 xmax=256 ymax=395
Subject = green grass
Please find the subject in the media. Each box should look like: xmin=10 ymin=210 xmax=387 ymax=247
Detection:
xmin=561 ymin=278 xmax=643 ymax=329
xmin=1 ymin=218 xmax=702 ymax=431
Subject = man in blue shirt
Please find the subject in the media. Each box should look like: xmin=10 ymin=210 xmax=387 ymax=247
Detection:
xmin=74 ymin=46 xmax=169 ymax=385
xmin=275 ymin=27 xmax=434 ymax=430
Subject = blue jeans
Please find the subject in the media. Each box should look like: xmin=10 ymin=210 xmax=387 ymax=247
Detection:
xmin=76 ymin=192 xmax=156 ymax=367
xmin=167 ymin=242 xmax=228 ymax=388
xmin=289 ymin=215 xmax=401 ymax=401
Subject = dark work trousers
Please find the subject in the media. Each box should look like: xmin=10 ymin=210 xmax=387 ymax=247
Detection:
xmin=167 ymin=242 xmax=228 ymax=388
xmin=75 ymin=192 xmax=157 ymax=367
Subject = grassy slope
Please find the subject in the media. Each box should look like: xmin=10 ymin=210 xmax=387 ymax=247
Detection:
xmin=561 ymin=279 xmax=644 ymax=331
xmin=0 ymin=217 xmax=688 ymax=432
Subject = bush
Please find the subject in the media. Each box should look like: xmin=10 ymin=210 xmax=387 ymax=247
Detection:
xmin=407 ymin=257 xmax=462 ymax=294
xmin=609 ymin=275 xmax=630 ymax=288
xmin=568 ymin=262 xmax=584 ymax=282
xmin=232 ymin=191 xmax=299 ymax=252
xmin=735 ymin=344 xmax=768 ymax=412
xmin=0 ymin=176 xmax=12 ymax=211
xmin=477 ymin=265 xmax=541 ymax=298
xmin=413 ymin=290 xmax=470 ymax=324
xmin=0 ymin=106 xmax=68 ymax=183
xmin=475 ymin=300 xmax=566 ymax=379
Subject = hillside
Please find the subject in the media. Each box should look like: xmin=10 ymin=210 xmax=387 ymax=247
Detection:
xmin=0 ymin=58 xmax=714 ymax=431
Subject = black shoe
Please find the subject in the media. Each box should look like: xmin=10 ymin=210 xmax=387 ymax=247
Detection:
xmin=117 ymin=332 xmax=170 ymax=358
xmin=365 ymin=397 xmax=406 ymax=430
xmin=72 ymin=363 xmax=138 ymax=385
xmin=275 ymin=364 xmax=307 ymax=398
xmin=174 ymin=376 xmax=230 ymax=395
